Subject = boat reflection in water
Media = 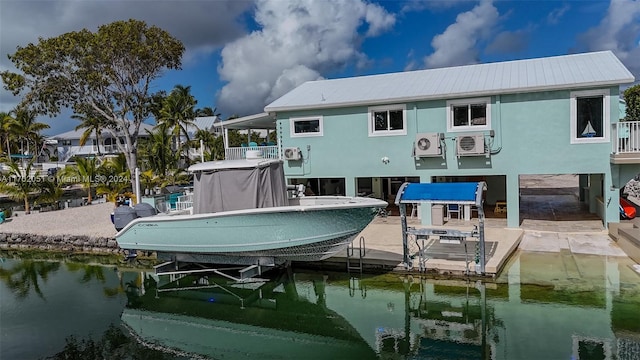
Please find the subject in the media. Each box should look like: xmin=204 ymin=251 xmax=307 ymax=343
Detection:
xmin=121 ymin=269 xmax=378 ymax=359
xmin=1 ymin=250 xmax=640 ymax=359
xmin=121 ymin=252 xmax=640 ymax=360
xmin=121 ymin=268 xmax=495 ymax=359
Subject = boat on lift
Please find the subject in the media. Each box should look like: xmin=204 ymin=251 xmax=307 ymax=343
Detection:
xmin=114 ymin=158 xmax=387 ymax=267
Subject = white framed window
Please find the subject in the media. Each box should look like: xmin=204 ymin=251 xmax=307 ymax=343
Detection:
xmin=570 ymin=89 xmax=610 ymax=144
xmin=290 ymin=116 xmax=323 ymax=137
xmin=368 ymin=104 xmax=407 ymax=136
xmin=61 ymin=140 xmax=72 ymax=146
xmin=446 ymin=97 xmax=491 ymax=132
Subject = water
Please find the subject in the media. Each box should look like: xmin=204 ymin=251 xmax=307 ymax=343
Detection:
xmin=1 ymin=250 xmax=639 ymax=360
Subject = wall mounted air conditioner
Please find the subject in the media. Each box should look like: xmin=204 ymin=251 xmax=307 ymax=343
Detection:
xmin=414 ymin=133 xmax=442 ymax=157
xmin=456 ymin=133 xmax=485 ymax=156
xmin=283 ymin=147 xmax=301 ymax=160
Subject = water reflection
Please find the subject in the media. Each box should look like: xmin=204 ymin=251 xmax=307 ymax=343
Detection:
xmin=120 ymin=254 xmax=640 ymax=360
xmin=1 ymin=251 xmax=639 ymax=359
xmin=0 ymin=259 xmax=60 ymax=299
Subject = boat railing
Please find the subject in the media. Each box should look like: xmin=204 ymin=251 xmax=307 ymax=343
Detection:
xmin=612 ymin=121 xmax=640 ymax=154
xmin=224 ymin=145 xmax=279 ymax=160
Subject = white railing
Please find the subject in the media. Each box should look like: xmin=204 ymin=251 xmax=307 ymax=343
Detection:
xmin=612 ymin=121 xmax=640 ymax=154
xmin=175 ymin=194 xmax=193 ymax=211
xmin=224 ymin=145 xmax=279 ymax=160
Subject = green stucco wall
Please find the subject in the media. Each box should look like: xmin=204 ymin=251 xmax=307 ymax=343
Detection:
xmin=277 ymin=86 xmax=623 ymax=228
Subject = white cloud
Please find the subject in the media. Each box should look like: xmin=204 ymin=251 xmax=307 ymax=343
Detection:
xmin=486 ymin=29 xmax=529 ymax=54
xmin=423 ymin=0 xmax=500 ymax=68
xmin=0 ymin=0 xmax=253 ymax=132
xmin=578 ymin=0 xmax=640 ymax=81
xmin=547 ymin=4 xmax=570 ymax=25
xmin=216 ymin=0 xmax=396 ymax=116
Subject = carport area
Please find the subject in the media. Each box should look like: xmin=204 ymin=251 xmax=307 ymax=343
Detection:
xmin=519 ymin=174 xmax=603 ymax=232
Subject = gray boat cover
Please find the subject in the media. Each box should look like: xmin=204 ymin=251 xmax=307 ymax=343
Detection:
xmin=192 ymin=161 xmax=288 ymax=214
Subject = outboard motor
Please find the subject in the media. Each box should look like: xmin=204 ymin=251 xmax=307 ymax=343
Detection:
xmin=113 ymin=206 xmax=137 ymax=231
xmin=113 ymin=203 xmax=159 ymax=231
xmin=134 ymin=202 xmax=157 ymax=217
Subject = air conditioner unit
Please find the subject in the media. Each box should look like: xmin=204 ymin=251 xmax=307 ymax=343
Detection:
xmin=456 ymin=133 xmax=485 ymax=156
xmin=283 ymin=147 xmax=301 ymax=160
xmin=414 ymin=133 xmax=442 ymax=157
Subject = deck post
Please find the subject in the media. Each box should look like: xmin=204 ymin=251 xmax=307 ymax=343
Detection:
xmin=399 ymin=203 xmax=411 ymax=269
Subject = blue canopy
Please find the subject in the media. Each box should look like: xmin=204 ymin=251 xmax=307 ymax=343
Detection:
xmin=396 ymin=182 xmax=484 ymax=205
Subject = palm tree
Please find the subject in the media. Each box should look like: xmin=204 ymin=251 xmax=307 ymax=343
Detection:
xmin=195 ymin=106 xmax=221 ymax=117
xmin=140 ymin=124 xmax=177 ymax=179
xmin=61 ymin=157 xmax=99 ymax=204
xmin=96 ymin=154 xmax=132 ymax=206
xmin=11 ymin=107 xmax=50 ymax=159
xmin=72 ymin=112 xmax=105 ymax=156
xmin=0 ymin=160 xmax=40 ymax=214
xmin=157 ymin=85 xmax=197 ymax=153
xmin=0 ymin=111 xmax=17 ymax=158
xmin=37 ymin=177 xmax=63 ymax=207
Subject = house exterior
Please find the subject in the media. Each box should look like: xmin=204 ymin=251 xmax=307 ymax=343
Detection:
xmin=219 ymin=51 xmax=637 ymax=228
xmin=51 ymin=123 xmax=155 ymax=163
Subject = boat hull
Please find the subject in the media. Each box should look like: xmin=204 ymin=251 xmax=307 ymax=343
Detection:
xmin=115 ymin=197 xmax=386 ymax=262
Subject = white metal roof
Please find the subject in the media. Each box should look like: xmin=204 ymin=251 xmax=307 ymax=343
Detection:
xmin=190 ymin=116 xmax=219 ymax=131
xmin=52 ymin=122 xmax=155 ymax=140
xmin=265 ymin=51 xmax=635 ymax=112
xmin=213 ymin=112 xmax=276 ymax=130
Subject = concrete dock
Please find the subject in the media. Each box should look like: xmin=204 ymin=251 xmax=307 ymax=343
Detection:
xmin=323 ymin=215 xmax=629 ymax=277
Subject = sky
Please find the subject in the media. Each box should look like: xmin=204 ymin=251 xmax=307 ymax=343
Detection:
xmin=1 ymin=0 xmax=639 ymax=136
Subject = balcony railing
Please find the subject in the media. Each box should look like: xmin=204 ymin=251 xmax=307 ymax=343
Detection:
xmin=175 ymin=194 xmax=193 ymax=211
xmin=224 ymin=145 xmax=279 ymax=160
xmin=611 ymin=121 xmax=640 ymax=164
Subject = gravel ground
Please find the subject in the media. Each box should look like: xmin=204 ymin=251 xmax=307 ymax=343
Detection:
xmin=0 ymin=202 xmax=117 ymax=238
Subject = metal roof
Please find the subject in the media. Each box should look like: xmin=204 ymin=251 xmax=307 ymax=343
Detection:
xmin=265 ymin=51 xmax=635 ymax=112
xmin=190 ymin=116 xmax=219 ymax=131
xmin=52 ymin=123 xmax=155 ymax=140
xmin=214 ymin=112 xmax=276 ymax=130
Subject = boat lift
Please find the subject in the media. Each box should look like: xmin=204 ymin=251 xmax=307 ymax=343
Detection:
xmin=395 ymin=182 xmax=487 ymax=274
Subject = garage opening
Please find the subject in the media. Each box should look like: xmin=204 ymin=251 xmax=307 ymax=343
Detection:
xmin=519 ymin=174 xmax=601 ymax=228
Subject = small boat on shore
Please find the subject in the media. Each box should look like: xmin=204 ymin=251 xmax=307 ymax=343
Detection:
xmin=114 ymin=158 xmax=386 ymax=266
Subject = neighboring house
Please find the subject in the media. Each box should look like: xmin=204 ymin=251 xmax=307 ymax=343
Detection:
xmin=188 ymin=116 xmax=221 ymax=138
xmin=51 ymin=123 xmax=155 ymax=163
xmin=217 ymin=51 xmax=638 ymax=229
xmin=185 ymin=116 xmax=221 ymax=160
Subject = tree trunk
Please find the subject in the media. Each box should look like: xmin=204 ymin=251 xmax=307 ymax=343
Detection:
xmin=24 ymin=198 xmax=30 ymax=215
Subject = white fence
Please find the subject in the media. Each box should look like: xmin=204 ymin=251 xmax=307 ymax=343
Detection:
xmin=224 ymin=145 xmax=279 ymax=160
xmin=175 ymin=194 xmax=193 ymax=211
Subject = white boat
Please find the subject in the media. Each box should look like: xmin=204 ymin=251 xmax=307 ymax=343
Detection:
xmin=114 ymin=158 xmax=387 ymax=265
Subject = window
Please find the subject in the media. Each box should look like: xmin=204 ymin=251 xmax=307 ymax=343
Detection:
xmin=368 ymin=105 xmax=407 ymax=136
xmin=290 ymin=116 xmax=323 ymax=137
xmin=570 ymin=89 xmax=609 ymax=144
xmin=104 ymin=138 xmax=116 ymax=152
xmin=61 ymin=140 xmax=72 ymax=146
xmin=446 ymin=98 xmax=491 ymax=132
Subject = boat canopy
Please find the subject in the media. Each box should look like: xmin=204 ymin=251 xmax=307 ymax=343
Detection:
xmin=192 ymin=159 xmax=288 ymax=214
xmin=395 ymin=182 xmax=486 ymax=207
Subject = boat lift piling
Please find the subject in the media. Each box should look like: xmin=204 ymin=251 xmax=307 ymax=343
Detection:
xmin=395 ymin=182 xmax=488 ymax=275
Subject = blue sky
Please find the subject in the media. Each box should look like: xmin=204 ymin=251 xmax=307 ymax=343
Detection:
xmin=1 ymin=0 xmax=639 ymax=136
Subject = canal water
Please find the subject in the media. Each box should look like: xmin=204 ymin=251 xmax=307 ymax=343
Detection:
xmin=1 ymin=250 xmax=639 ymax=360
